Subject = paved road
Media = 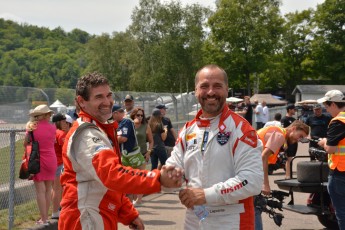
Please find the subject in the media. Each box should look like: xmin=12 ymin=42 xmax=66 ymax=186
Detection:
xmin=119 ymin=143 xmax=330 ymax=230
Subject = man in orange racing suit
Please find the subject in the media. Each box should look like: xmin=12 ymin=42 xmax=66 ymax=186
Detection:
xmin=59 ymin=72 xmax=183 ymax=230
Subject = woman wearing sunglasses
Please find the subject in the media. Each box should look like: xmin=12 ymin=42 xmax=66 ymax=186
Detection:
xmin=130 ymin=107 xmax=154 ymax=206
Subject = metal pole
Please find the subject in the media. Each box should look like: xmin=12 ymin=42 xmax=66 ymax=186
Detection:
xmin=8 ymin=130 xmax=16 ymax=230
xmin=39 ymin=89 xmax=50 ymax=105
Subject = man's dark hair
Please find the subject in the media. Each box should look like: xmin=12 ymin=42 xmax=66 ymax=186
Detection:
xmin=274 ymin=113 xmax=282 ymax=121
xmin=195 ymin=64 xmax=228 ymax=85
xmin=324 ymin=101 xmax=345 ymax=108
xmin=76 ymin=72 xmax=109 ymax=100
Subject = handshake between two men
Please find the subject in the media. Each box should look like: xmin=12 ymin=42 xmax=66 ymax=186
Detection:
xmin=159 ymin=165 xmax=205 ymax=209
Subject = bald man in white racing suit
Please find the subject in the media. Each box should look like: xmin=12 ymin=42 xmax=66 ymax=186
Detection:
xmin=166 ymin=106 xmax=263 ymax=229
xmin=166 ymin=64 xmax=263 ymax=229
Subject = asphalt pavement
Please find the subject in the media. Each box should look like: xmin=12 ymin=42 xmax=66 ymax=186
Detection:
xmin=119 ymin=143 xmax=330 ymax=230
xmin=32 ymin=143 xmax=330 ymax=230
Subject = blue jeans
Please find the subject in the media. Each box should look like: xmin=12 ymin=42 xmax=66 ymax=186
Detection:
xmin=150 ymin=148 xmax=167 ymax=170
xmin=328 ymin=171 xmax=345 ymax=230
xmin=254 ymin=196 xmax=263 ymax=230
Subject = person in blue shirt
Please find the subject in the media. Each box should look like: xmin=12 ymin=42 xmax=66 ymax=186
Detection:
xmin=112 ymin=104 xmax=137 ymax=155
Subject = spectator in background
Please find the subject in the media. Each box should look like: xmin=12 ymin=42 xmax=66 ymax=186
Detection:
xmin=130 ymin=107 xmax=154 ymax=206
xmin=155 ymin=104 xmax=177 ymax=158
xmin=299 ymin=104 xmax=313 ymax=123
xmin=264 ymin=113 xmax=282 ymax=128
xmin=112 ymin=105 xmax=145 ymax=169
xmin=254 ymin=100 xmax=264 ymax=129
xmin=28 ymin=105 xmax=57 ymax=226
xmin=51 ymin=113 xmax=73 ymax=219
xmin=148 ymin=108 xmax=168 ymax=170
xmin=262 ymin=101 xmax=269 ymax=126
xmin=124 ymin=94 xmax=135 ymax=118
xmin=236 ymin=96 xmax=253 ymax=125
xmin=305 ymin=104 xmax=332 ymax=150
xmin=281 ymin=104 xmax=297 ymax=179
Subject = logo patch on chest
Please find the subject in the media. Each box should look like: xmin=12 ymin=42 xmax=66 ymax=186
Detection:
xmin=217 ymin=131 xmax=230 ymax=145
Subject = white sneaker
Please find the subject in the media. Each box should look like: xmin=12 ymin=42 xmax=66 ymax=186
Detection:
xmin=51 ymin=211 xmax=60 ymax=219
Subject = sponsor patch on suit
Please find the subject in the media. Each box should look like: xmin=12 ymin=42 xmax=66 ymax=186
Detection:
xmin=217 ymin=132 xmax=230 ymax=145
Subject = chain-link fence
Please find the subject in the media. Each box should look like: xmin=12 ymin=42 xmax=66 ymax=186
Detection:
xmin=0 ymin=127 xmax=38 ymax=230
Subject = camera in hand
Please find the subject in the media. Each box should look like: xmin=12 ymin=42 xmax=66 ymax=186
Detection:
xmin=255 ymin=190 xmax=289 ymax=226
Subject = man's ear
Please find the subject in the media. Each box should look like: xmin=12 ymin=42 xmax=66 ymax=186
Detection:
xmin=76 ymin=95 xmax=85 ymax=109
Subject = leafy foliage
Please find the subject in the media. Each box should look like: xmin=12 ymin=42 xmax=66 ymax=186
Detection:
xmin=0 ymin=0 xmax=344 ymax=97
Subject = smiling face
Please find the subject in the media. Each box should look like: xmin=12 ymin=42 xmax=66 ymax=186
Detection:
xmin=195 ymin=67 xmax=228 ymax=118
xmin=77 ymin=84 xmax=114 ymax=123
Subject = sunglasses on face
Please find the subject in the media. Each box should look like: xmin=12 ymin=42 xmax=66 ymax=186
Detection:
xmin=136 ymin=114 xmax=144 ymax=117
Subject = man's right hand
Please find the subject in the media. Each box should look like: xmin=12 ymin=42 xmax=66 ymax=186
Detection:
xmin=160 ymin=165 xmax=184 ymax=188
xmin=262 ymin=183 xmax=271 ymax=196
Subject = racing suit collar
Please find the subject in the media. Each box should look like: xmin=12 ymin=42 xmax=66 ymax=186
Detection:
xmin=78 ymin=111 xmax=120 ymax=155
xmin=195 ymin=105 xmax=231 ymax=132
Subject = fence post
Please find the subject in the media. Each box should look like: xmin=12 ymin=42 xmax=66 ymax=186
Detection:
xmin=8 ymin=130 xmax=16 ymax=230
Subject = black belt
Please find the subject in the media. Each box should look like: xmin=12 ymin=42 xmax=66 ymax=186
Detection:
xmin=329 ymin=168 xmax=345 ymax=176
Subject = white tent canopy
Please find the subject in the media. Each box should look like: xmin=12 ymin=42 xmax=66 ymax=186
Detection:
xmin=226 ymin=97 xmax=243 ymax=103
xmin=50 ymin=99 xmax=67 ymax=113
xmin=50 ymin=99 xmax=66 ymax=108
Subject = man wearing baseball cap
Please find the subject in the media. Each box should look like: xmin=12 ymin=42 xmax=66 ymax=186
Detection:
xmin=305 ymin=104 xmax=331 ymax=152
xmin=155 ymin=104 xmax=177 ymax=159
xmin=124 ymin=94 xmax=134 ymax=117
xmin=317 ymin=90 xmax=345 ymax=229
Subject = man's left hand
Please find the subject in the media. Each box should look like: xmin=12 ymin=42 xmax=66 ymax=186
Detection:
xmin=179 ymin=188 xmax=206 ymax=209
xmin=129 ymin=217 xmax=144 ymax=229
xmin=160 ymin=165 xmax=184 ymax=188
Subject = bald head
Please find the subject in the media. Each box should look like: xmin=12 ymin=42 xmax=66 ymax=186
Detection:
xmin=195 ymin=64 xmax=228 ymax=86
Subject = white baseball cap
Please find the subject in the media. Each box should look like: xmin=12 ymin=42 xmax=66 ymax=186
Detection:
xmin=317 ymin=90 xmax=344 ymax=103
xmin=65 ymin=114 xmax=73 ymax=124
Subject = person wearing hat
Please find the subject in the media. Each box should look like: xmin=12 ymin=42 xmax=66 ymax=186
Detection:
xmin=280 ymin=103 xmax=298 ymax=179
xmin=305 ymin=104 xmax=332 ymax=153
xmin=28 ymin=104 xmax=57 ymax=225
xmin=148 ymin=108 xmax=168 ymax=170
xmin=59 ymin=73 xmax=183 ymax=230
xmin=156 ymin=104 xmax=177 ymax=159
xmin=51 ymin=113 xmax=73 ymax=219
xmin=124 ymin=94 xmax=135 ymax=117
xmin=317 ymin=90 xmax=345 ymax=229
xmin=112 ymin=104 xmax=145 ymax=170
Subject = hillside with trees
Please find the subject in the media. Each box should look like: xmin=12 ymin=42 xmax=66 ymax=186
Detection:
xmin=0 ymin=0 xmax=344 ymax=97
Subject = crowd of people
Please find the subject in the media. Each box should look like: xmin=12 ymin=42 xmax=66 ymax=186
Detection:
xmin=23 ymin=66 xmax=345 ymax=230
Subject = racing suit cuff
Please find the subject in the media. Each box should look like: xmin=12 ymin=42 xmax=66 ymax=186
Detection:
xmin=204 ymin=187 xmax=218 ymax=204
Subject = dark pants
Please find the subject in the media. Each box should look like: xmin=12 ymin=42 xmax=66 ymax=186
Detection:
xmin=256 ymin=122 xmax=264 ymax=130
xmin=328 ymin=170 xmax=345 ymax=230
xmin=150 ymin=148 xmax=168 ymax=170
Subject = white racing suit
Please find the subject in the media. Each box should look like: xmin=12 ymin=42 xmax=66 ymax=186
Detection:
xmin=166 ymin=106 xmax=263 ymax=230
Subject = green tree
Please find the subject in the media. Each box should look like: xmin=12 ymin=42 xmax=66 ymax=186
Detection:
xmin=309 ymin=0 xmax=345 ymax=82
xmin=206 ymin=0 xmax=284 ymax=95
xmin=129 ymin=0 xmax=210 ymax=92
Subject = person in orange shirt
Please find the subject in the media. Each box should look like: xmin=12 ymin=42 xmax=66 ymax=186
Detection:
xmin=255 ymin=120 xmax=309 ymax=230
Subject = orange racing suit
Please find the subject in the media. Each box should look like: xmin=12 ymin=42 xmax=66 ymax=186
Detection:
xmin=59 ymin=111 xmax=161 ymax=230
